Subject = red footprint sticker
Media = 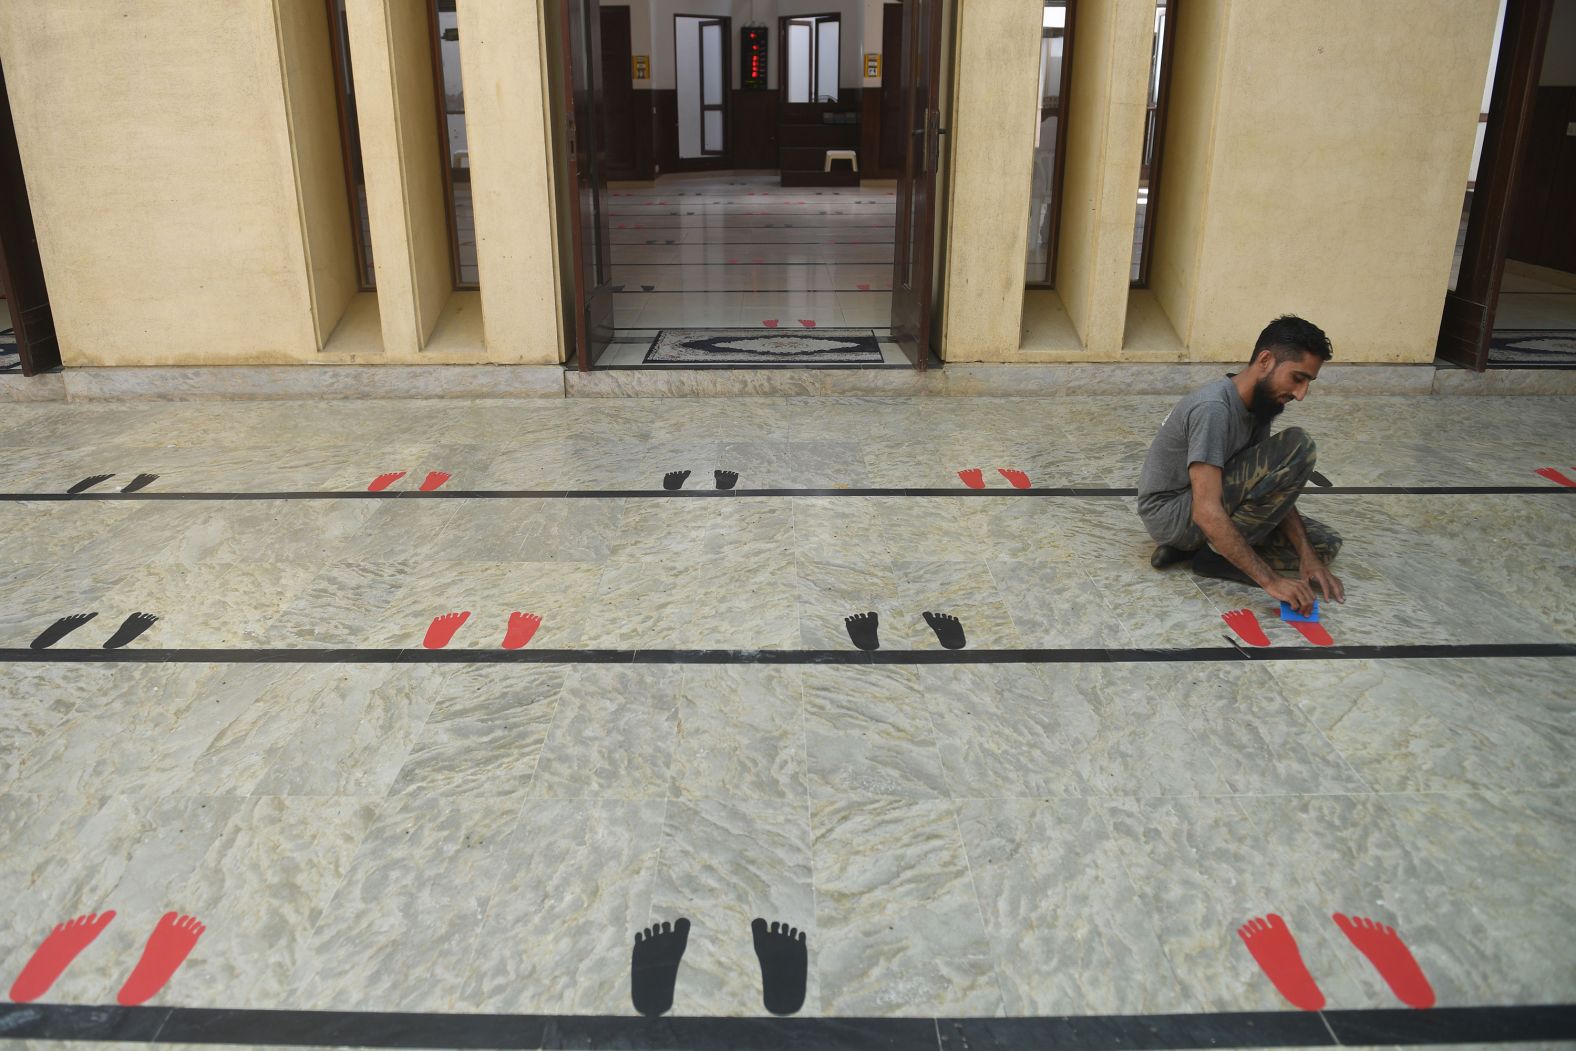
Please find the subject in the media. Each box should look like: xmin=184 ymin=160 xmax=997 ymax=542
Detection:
xmin=799 ymin=320 xmax=816 ymax=328
xmin=116 ymin=912 xmax=205 ymax=1007
xmin=958 ymin=468 xmax=986 ymax=490
xmin=1333 ymin=913 xmax=1435 ymax=1009
xmin=856 ymin=283 xmax=870 ymax=291
xmin=419 ymin=471 xmax=451 ymax=492
xmin=8 ymin=911 xmax=116 ymax=1002
xmin=503 ymin=611 xmax=542 ymax=650
xmin=998 ymin=468 xmax=1031 ymax=489
xmin=368 ymin=472 xmax=405 ymax=493
xmin=1291 ymin=621 xmax=1334 ymax=647
xmin=424 ymin=611 xmax=470 ymax=649
xmin=1238 ymin=914 xmax=1326 ymax=1011
xmin=763 ymin=320 xmax=779 ymax=328
xmin=1223 ymin=609 xmax=1271 ymax=647
xmin=1534 ymin=467 xmax=1576 ymax=488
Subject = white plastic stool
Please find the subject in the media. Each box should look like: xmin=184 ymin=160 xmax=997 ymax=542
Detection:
xmin=824 ymin=149 xmax=858 ymax=172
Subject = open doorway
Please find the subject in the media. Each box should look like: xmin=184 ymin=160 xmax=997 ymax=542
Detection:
xmin=554 ymin=0 xmax=947 ymax=371
xmin=1440 ymin=0 xmax=1576 ymax=370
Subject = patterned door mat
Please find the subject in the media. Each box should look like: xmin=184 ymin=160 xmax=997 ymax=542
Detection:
xmin=0 ymin=329 xmax=18 ymax=373
xmin=1488 ymin=331 xmax=1576 ymax=365
xmin=644 ymin=328 xmax=883 ymax=364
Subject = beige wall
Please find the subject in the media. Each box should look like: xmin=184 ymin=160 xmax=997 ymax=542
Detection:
xmin=0 ymin=0 xmax=324 ymax=366
xmin=0 ymin=0 xmax=1509 ymax=370
xmin=1153 ymin=0 xmax=1499 ymax=362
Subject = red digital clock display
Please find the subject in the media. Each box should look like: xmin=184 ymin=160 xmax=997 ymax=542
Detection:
xmin=742 ymin=26 xmax=768 ymax=90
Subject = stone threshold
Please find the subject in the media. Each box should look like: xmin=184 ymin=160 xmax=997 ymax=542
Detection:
xmin=3 ymin=362 xmax=1574 ymax=402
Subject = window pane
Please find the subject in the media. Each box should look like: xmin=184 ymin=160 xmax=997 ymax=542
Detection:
xmin=676 ymin=17 xmax=703 ymax=156
xmin=816 ymin=18 xmax=839 ymax=102
xmin=703 ymin=110 xmax=724 ymax=153
xmin=702 ymin=22 xmax=723 ymax=104
xmin=328 ymin=0 xmax=374 ymax=289
xmin=786 ymin=22 xmax=811 ymax=103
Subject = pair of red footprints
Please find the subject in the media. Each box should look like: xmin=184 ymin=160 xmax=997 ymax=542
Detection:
xmin=959 ymin=468 xmax=1031 ymax=490
xmin=368 ymin=471 xmax=450 ymax=493
xmin=9 ymin=911 xmax=204 ymax=1006
xmin=1223 ymin=607 xmax=1332 ymax=647
xmin=1240 ymin=912 xmax=1434 ymax=1011
xmin=424 ymin=610 xmax=541 ymax=650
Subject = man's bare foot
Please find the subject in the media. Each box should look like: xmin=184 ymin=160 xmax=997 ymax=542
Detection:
xmin=1237 ymin=914 xmax=1325 ymax=1011
xmin=1333 ymin=913 xmax=1435 ymax=1009
xmin=8 ymin=911 xmax=116 ymax=1002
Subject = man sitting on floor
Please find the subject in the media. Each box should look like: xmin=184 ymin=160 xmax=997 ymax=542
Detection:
xmin=1137 ymin=314 xmax=1344 ymax=615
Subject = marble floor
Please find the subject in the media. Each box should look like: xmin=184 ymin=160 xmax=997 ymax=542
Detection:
xmin=0 ymin=392 xmax=1573 ymax=1050
xmin=602 ymin=173 xmax=897 ymax=364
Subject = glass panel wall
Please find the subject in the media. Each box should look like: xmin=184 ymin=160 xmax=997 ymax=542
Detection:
xmin=429 ymin=0 xmax=477 ymax=288
xmin=1025 ymin=2 xmax=1070 ymax=286
xmin=326 ymin=0 xmax=374 ymax=289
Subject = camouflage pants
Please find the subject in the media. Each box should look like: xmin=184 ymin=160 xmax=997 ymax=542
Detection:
xmin=1175 ymin=426 xmax=1342 ymax=571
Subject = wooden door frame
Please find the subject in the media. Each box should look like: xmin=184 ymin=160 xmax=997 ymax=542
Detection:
xmin=1437 ymin=0 xmax=1553 ymax=371
xmin=672 ymin=13 xmax=733 ymax=165
xmin=560 ymin=0 xmax=614 ymax=371
xmin=0 ymin=53 xmax=60 ymax=376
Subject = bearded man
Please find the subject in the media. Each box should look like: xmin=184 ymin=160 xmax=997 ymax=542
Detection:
xmin=1137 ymin=315 xmax=1344 ymax=615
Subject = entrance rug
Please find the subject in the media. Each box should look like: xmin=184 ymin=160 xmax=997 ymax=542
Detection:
xmin=1488 ymin=330 xmax=1576 ymax=365
xmin=0 ymin=329 xmax=18 ymax=373
xmin=645 ymin=328 xmax=882 ymax=364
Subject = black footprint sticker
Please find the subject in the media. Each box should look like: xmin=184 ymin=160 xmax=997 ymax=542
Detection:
xmin=663 ymin=470 xmax=691 ymax=491
xmin=29 ymin=612 xmax=98 ymax=651
xmin=67 ymin=474 xmax=113 ymax=494
xmin=121 ymin=473 xmax=159 ymax=493
xmin=715 ymin=470 xmax=738 ymax=491
xmin=631 ymin=918 xmax=690 ymax=1018
xmin=924 ymin=611 xmax=966 ymax=650
xmin=845 ymin=611 xmax=879 ymax=651
xmin=1310 ymin=470 xmax=1332 ymax=488
xmin=103 ymin=612 xmax=158 ymax=649
xmin=752 ymin=918 xmax=807 ymax=1016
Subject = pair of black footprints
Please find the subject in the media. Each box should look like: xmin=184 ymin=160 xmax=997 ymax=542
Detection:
xmin=29 ymin=612 xmax=159 ymax=651
xmin=663 ymin=470 xmax=737 ymax=491
xmin=632 ymin=917 xmax=806 ymax=1018
xmin=68 ymin=473 xmax=158 ymax=494
xmin=845 ymin=610 xmax=966 ymax=651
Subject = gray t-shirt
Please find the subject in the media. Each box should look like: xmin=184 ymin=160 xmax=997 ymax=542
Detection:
xmin=1136 ymin=376 xmax=1268 ymax=544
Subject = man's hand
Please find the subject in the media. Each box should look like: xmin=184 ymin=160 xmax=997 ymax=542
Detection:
xmin=1264 ymin=576 xmax=1318 ymax=616
xmin=1301 ymin=561 xmax=1345 ymax=604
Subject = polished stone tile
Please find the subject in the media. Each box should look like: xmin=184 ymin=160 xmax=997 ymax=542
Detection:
xmin=954 ymin=797 xmax=1191 ymax=1015
xmin=457 ymin=798 xmax=665 ymax=1014
xmin=289 ymin=796 xmax=520 ymax=1012
xmin=669 ymin=665 xmax=807 ymax=802
xmin=802 ymin=665 xmax=947 ymax=800
xmin=530 ymin=664 xmax=684 ymax=799
xmin=811 ymin=797 xmax=1001 ymax=1016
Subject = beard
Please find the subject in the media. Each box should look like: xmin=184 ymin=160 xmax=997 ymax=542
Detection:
xmin=1250 ymin=376 xmax=1287 ymax=423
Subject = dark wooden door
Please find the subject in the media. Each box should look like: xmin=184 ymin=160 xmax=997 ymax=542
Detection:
xmin=599 ymin=5 xmax=637 ymax=179
xmin=890 ymin=0 xmax=944 ymax=370
xmin=1437 ymin=0 xmax=1553 ymax=370
xmin=0 ymin=57 xmax=60 ymax=376
xmin=562 ymin=0 xmax=614 ymax=370
xmin=878 ymin=3 xmax=904 ymax=173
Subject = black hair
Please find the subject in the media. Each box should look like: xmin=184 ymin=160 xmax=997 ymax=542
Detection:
xmin=1250 ymin=315 xmax=1332 ymax=367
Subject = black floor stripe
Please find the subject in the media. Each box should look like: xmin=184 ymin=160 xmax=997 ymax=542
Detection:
xmin=3 ymin=643 xmax=1573 ymax=666
xmin=0 ymin=1002 xmax=1570 ymax=1049
xmin=2 ymin=485 xmax=1570 ymax=503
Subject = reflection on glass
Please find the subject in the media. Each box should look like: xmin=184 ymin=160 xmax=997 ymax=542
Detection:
xmin=329 ymin=0 xmax=374 ymax=289
xmin=1026 ymin=2 xmax=1068 ymax=284
xmin=1132 ymin=0 xmax=1166 ymax=284
xmin=786 ymin=15 xmax=839 ymax=103
xmin=432 ymin=0 xmax=476 ymax=288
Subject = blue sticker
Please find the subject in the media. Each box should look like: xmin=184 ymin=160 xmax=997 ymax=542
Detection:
xmin=1280 ymin=599 xmax=1320 ymax=623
